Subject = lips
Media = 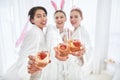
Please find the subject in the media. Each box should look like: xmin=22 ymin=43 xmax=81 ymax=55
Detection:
xmin=58 ymin=22 xmax=62 ymax=24
xmin=41 ymin=21 xmax=47 ymax=25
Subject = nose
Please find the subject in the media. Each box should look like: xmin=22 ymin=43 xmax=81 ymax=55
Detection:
xmin=57 ymin=18 xmax=61 ymax=21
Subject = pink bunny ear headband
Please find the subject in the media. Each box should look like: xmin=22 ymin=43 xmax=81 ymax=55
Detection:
xmin=15 ymin=16 xmax=29 ymax=48
xmin=16 ymin=0 xmax=65 ymax=47
xmin=71 ymin=5 xmax=82 ymax=11
xmin=51 ymin=0 xmax=65 ymax=10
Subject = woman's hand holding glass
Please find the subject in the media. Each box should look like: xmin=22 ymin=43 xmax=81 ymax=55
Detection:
xmin=70 ymin=44 xmax=86 ymax=58
xmin=54 ymin=47 xmax=69 ymax=61
xmin=27 ymin=51 xmax=51 ymax=74
xmin=28 ymin=55 xmax=42 ymax=74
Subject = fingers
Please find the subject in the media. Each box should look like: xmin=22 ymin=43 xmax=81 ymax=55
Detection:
xmin=55 ymin=53 xmax=68 ymax=61
xmin=54 ymin=47 xmax=60 ymax=55
xmin=54 ymin=47 xmax=68 ymax=61
xmin=60 ymin=56 xmax=68 ymax=61
xmin=28 ymin=55 xmax=40 ymax=74
xmin=79 ymin=44 xmax=86 ymax=55
xmin=72 ymin=52 xmax=80 ymax=56
xmin=28 ymin=59 xmax=36 ymax=66
xmin=71 ymin=50 xmax=84 ymax=57
xmin=49 ymin=60 xmax=51 ymax=63
xmin=56 ymin=56 xmax=68 ymax=61
xmin=54 ymin=47 xmax=59 ymax=51
xmin=28 ymin=55 xmax=35 ymax=61
xmin=28 ymin=55 xmax=36 ymax=67
xmin=27 ymin=61 xmax=42 ymax=74
xmin=28 ymin=65 xmax=41 ymax=74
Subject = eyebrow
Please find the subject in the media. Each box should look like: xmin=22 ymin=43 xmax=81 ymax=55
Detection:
xmin=36 ymin=13 xmax=46 ymax=16
xmin=36 ymin=14 xmax=41 ymax=16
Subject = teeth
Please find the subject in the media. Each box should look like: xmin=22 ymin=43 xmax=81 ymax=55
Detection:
xmin=42 ymin=22 xmax=46 ymax=24
xmin=58 ymin=22 xmax=62 ymax=24
xmin=41 ymin=22 xmax=46 ymax=25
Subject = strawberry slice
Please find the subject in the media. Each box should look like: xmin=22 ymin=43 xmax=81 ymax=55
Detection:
xmin=73 ymin=40 xmax=81 ymax=47
xmin=38 ymin=52 xmax=47 ymax=60
xmin=60 ymin=44 xmax=67 ymax=50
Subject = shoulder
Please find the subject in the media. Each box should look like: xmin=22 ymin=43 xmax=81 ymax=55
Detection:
xmin=25 ymin=26 xmax=43 ymax=39
xmin=80 ymin=26 xmax=91 ymax=41
xmin=46 ymin=24 xmax=57 ymax=32
xmin=80 ymin=26 xmax=88 ymax=33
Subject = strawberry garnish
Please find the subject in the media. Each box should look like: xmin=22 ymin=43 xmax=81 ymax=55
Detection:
xmin=73 ymin=40 xmax=81 ymax=47
xmin=38 ymin=52 xmax=47 ymax=60
xmin=60 ymin=44 xmax=67 ymax=50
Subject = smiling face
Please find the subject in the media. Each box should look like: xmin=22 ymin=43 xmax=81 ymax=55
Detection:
xmin=28 ymin=6 xmax=47 ymax=30
xmin=70 ymin=9 xmax=83 ymax=28
xmin=31 ymin=9 xmax=47 ymax=29
xmin=54 ymin=10 xmax=66 ymax=29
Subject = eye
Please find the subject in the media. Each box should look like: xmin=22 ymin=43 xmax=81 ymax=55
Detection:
xmin=70 ymin=16 xmax=73 ymax=19
xmin=55 ymin=16 xmax=59 ymax=19
xmin=37 ymin=14 xmax=41 ymax=18
xmin=43 ymin=14 xmax=47 ymax=17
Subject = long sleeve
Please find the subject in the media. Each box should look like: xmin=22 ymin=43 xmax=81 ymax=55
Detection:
xmin=81 ymin=27 xmax=93 ymax=64
xmin=72 ymin=26 xmax=94 ymax=76
xmin=4 ymin=26 xmax=46 ymax=80
xmin=17 ymin=26 xmax=46 ymax=80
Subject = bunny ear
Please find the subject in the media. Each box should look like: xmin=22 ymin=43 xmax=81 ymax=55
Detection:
xmin=15 ymin=19 xmax=29 ymax=47
xmin=60 ymin=0 xmax=65 ymax=10
xmin=51 ymin=0 xmax=57 ymax=10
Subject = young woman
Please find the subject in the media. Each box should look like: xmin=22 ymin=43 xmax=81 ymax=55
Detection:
xmin=47 ymin=9 xmax=86 ymax=80
xmin=46 ymin=10 xmax=68 ymax=61
xmin=53 ymin=8 xmax=92 ymax=80
xmin=27 ymin=10 xmax=67 ymax=80
xmin=70 ymin=8 xmax=92 ymax=65
xmin=69 ymin=8 xmax=93 ymax=79
xmin=28 ymin=9 xmax=69 ymax=80
xmin=27 ymin=8 xmax=92 ymax=80
xmin=45 ymin=10 xmax=68 ymax=80
xmin=53 ymin=8 xmax=86 ymax=80
xmin=4 ymin=6 xmax=49 ymax=80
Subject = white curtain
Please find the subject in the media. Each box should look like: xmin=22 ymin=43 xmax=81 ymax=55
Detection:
xmin=0 ymin=0 xmax=28 ymax=76
xmin=93 ymin=0 xmax=120 ymax=75
xmin=0 ymin=0 xmax=120 ymax=79
xmin=107 ymin=0 xmax=120 ymax=77
xmin=93 ymin=0 xmax=112 ymax=73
